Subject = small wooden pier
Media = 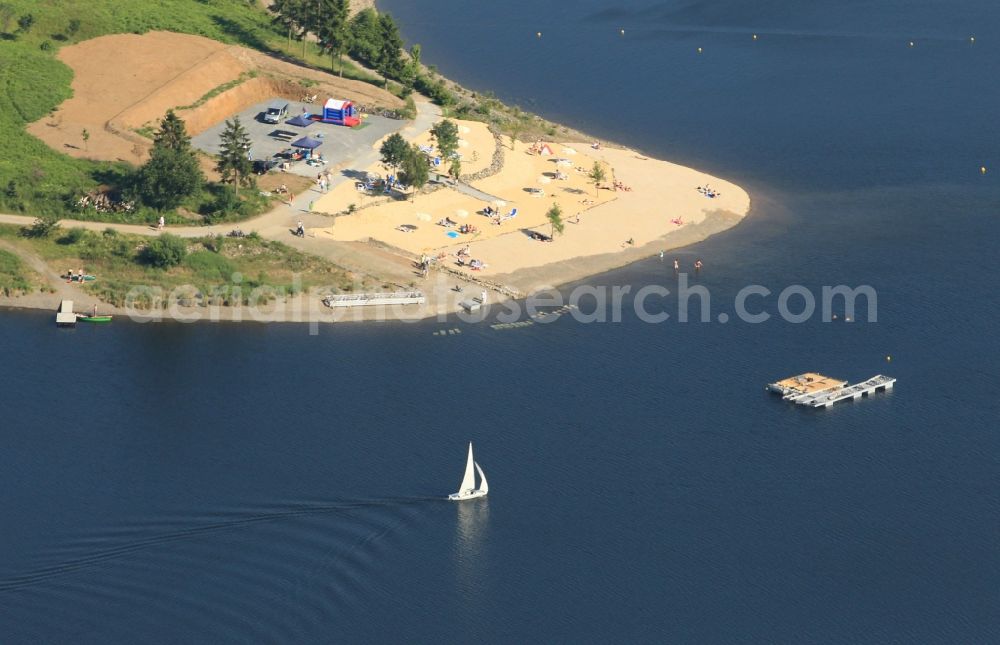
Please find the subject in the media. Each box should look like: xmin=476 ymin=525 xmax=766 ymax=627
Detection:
xmin=769 ymin=372 xmax=895 ymax=408
xmin=56 ymin=300 xmax=77 ymax=327
xmin=322 ymin=291 xmax=425 ymax=308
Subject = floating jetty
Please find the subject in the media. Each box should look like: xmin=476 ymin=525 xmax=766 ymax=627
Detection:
xmin=322 ymin=291 xmax=425 ymax=308
xmin=56 ymin=300 xmax=77 ymax=327
xmin=768 ymin=372 xmax=895 ymax=408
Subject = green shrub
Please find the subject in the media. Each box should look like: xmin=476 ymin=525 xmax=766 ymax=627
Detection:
xmin=20 ymin=217 xmax=60 ymax=238
xmin=58 ymin=227 xmax=87 ymax=245
xmin=141 ymin=233 xmax=187 ymax=268
xmin=184 ymin=250 xmax=234 ymax=281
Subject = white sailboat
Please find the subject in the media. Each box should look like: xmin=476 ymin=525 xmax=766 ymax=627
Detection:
xmin=448 ymin=442 xmax=489 ymax=501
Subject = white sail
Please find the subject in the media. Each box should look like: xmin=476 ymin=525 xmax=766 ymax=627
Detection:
xmin=475 ymin=462 xmax=488 ymax=493
xmin=457 ymin=442 xmax=476 ymax=493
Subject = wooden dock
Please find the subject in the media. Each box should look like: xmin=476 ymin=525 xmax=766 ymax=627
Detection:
xmin=769 ymin=372 xmax=895 ymax=408
xmin=322 ymin=291 xmax=425 ymax=308
xmin=56 ymin=300 xmax=76 ymax=327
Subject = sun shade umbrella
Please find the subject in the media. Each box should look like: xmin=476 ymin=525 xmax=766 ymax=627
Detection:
xmin=291 ymin=136 xmax=322 ymax=150
xmin=287 ymin=114 xmax=312 ymax=127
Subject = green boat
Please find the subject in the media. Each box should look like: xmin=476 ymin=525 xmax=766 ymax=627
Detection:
xmin=77 ymin=315 xmax=113 ymax=323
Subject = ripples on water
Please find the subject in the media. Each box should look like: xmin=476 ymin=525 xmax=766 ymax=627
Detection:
xmin=1 ymin=497 xmax=441 ymax=641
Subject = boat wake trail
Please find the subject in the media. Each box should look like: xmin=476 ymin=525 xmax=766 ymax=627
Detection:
xmin=0 ymin=496 xmax=443 ymax=642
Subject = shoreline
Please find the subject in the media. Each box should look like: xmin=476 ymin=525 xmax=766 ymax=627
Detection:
xmin=0 ymin=27 xmax=753 ymax=324
xmin=0 ymin=141 xmax=751 ymax=322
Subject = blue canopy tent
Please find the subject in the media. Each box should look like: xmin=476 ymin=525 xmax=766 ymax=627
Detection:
xmin=290 ymin=136 xmax=322 ymax=159
xmin=286 ymin=114 xmax=312 ymax=127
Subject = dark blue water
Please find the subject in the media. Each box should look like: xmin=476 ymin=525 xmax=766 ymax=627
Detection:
xmin=3 ymin=1 xmax=999 ymax=641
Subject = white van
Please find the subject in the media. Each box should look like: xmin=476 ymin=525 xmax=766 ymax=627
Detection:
xmin=263 ymin=102 xmax=289 ymax=124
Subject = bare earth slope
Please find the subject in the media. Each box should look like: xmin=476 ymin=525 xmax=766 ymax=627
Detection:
xmin=27 ymin=32 xmax=402 ymax=163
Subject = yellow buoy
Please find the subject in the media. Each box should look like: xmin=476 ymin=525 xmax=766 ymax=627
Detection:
xmin=981 ymin=166 xmax=988 ymax=175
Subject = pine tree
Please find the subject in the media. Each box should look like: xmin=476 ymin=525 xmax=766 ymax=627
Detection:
xmin=375 ymin=13 xmax=404 ymax=88
xmin=216 ymin=117 xmax=254 ymax=196
xmin=139 ymin=112 xmax=203 ymax=211
xmin=316 ymin=0 xmax=350 ymax=76
xmin=153 ymin=110 xmax=191 ymax=152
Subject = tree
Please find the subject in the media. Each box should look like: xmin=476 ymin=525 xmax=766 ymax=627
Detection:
xmin=546 ymin=203 xmax=564 ymax=239
xmin=315 ymin=0 xmax=350 ymax=77
xmin=269 ymin=0 xmax=305 ymax=51
xmin=16 ymin=12 xmax=33 ymax=35
xmin=66 ymin=18 xmax=81 ymax=38
xmin=430 ymin=119 xmax=459 ymax=161
xmin=142 ymin=233 xmax=187 ymax=268
xmin=399 ymin=44 xmax=421 ymax=96
xmin=139 ymin=111 xmax=203 ymax=211
xmin=153 ymin=109 xmax=191 ymax=152
xmin=140 ymin=149 xmax=203 ymax=211
xmin=375 ymin=13 xmax=404 ymax=88
xmin=589 ymin=161 xmax=606 ymax=196
xmin=448 ymin=158 xmax=462 ymax=182
xmin=379 ymin=132 xmax=409 ymax=174
xmin=216 ymin=117 xmax=254 ymax=196
xmin=81 ymin=128 xmax=89 ymax=151
xmin=20 ymin=216 xmax=59 ymax=239
xmin=348 ymin=8 xmax=381 ymax=66
xmin=399 ymin=144 xmax=429 ymax=200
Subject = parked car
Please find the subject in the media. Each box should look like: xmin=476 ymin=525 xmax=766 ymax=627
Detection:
xmin=253 ymin=158 xmax=279 ymax=175
xmin=262 ymin=102 xmax=289 ymax=124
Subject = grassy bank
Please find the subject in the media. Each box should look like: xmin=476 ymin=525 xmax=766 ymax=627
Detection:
xmin=0 ymin=0 xmax=290 ymax=219
xmin=0 ymin=223 xmax=373 ymax=308
xmin=0 ymin=248 xmax=40 ymax=295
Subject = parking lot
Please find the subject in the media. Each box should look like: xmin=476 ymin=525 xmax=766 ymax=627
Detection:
xmin=191 ymin=98 xmax=402 ymax=178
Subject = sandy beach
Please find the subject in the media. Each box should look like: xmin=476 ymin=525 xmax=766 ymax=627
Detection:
xmin=0 ymin=124 xmax=749 ymax=322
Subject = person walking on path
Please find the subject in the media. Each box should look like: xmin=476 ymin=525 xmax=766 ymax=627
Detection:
xmin=157 ymin=216 xmax=165 ymax=231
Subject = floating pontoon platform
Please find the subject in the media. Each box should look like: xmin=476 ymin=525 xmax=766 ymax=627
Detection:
xmin=56 ymin=300 xmax=76 ymax=327
xmin=322 ymin=291 xmax=425 ymax=308
xmin=769 ymin=372 xmax=895 ymax=408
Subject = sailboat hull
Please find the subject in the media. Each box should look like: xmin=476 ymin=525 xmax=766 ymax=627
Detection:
xmin=448 ymin=489 xmax=487 ymax=501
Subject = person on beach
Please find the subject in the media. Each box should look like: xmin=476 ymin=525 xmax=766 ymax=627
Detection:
xmin=92 ymin=304 xmax=98 ymax=317
xmin=694 ymin=259 xmax=703 ymax=272
xmin=308 ymin=201 xmax=314 ymax=213
xmin=296 ymin=221 xmax=305 ymax=237
xmin=480 ymin=290 xmax=488 ymax=305
xmin=659 ymin=250 xmax=665 ymax=261
xmin=288 ymin=192 xmax=294 ymax=206
xmin=673 ymin=259 xmax=680 ymax=272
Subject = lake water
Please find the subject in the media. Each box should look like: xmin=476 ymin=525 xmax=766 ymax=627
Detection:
xmin=2 ymin=0 xmax=999 ymax=641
